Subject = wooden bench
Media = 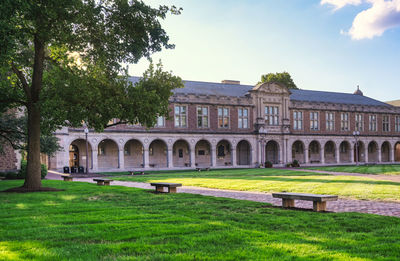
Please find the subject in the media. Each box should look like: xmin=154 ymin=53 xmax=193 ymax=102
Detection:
xmin=61 ymin=175 xmax=73 ymax=181
xmin=196 ymin=167 xmax=210 ymax=172
xmin=93 ymin=178 xmax=113 ymax=186
xmin=150 ymin=182 xmax=182 ymax=193
xmin=272 ymin=192 xmax=338 ymax=212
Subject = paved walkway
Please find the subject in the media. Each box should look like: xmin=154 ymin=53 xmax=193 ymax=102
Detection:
xmin=47 ymin=172 xmax=400 ymax=218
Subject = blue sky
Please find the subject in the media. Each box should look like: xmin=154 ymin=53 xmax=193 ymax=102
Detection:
xmin=130 ymin=0 xmax=400 ymax=101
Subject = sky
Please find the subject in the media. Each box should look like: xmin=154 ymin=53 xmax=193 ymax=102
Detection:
xmin=129 ymin=0 xmax=400 ymax=102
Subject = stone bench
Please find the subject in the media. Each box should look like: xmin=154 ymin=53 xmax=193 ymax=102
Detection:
xmin=93 ymin=178 xmax=113 ymax=186
xmin=150 ymin=182 xmax=182 ymax=193
xmin=272 ymin=192 xmax=338 ymax=212
xmin=61 ymin=175 xmax=73 ymax=181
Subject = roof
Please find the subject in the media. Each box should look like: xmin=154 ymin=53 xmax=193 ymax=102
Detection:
xmin=128 ymin=76 xmax=392 ymax=107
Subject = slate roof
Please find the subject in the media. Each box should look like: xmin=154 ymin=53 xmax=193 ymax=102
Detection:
xmin=128 ymin=76 xmax=392 ymax=107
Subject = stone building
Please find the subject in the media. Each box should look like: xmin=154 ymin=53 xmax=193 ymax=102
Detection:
xmin=2 ymin=77 xmax=400 ymax=173
xmin=46 ymin=77 xmax=400 ymax=172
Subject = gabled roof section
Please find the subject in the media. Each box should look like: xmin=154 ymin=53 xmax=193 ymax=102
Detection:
xmin=128 ymin=76 xmax=253 ymax=97
xmin=128 ymin=76 xmax=392 ymax=107
xmin=290 ymin=89 xmax=392 ymax=107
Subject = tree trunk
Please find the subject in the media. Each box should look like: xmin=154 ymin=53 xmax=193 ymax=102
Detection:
xmin=23 ymin=35 xmax=45 ymax=190
xmin=23 ymin=103 xmax=42 ymax=189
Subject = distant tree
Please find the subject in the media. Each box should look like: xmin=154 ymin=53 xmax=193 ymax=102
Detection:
xmin=0 ymin=0 xmax=183 ymax=191
xmin=260 ymin=72 xmax=298 ymax=89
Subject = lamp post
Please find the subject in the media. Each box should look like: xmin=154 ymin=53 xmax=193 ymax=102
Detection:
xmin=259 ymin=127 xmax=268 ymax=167
xmin=84 ymin=127 xmax=89 ymax=174
xmin=353 ymin=130 xmax=360 ymax=166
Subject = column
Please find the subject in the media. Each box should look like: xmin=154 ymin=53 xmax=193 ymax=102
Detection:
xmin=378 ymin=148 xmax=382 ymax=163
xmin=92 ymin=149 xmax=98 ymax=171
xmin=144 ymin=148 xmax=150 ymax=168
xmin=167 ymin=148 xmax=173 ymax=168
xmin=350 ymin=144 xmax=355 ymax=163
xmin=211 ymin=144 xmax=217 ymax=167
xmin=335 ymin=145 xmax=340 ymax=164
xmin=287 ymin=141 xmax=292 ymax=164
xmin=391 ymin=148 xmax=395 ymax=162
xmin=304 ymin=147 xmax=309 ymax=164
xmin=118 ymin=148 xmax=124 ymax=169
xmin=364 ymin=146 xmax=368 ymax=163
xmin=231 ymin=148 xmax=237 ymax=167
xmin=190 ymin=146 xmax=196 ymax=168
xmin=320 ymin=147 xmax=325 ymax=164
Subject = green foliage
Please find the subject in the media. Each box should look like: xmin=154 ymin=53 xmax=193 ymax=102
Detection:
xmin=307 ymin=164 xmax=400 ymax=175
xmin=292 ymin=160 xmax=300 ymax=167
xmin=18 ymin=160 xmax=47 ymax=179
xmin=260 ymin=71 xmax=298 ymax=89
xmin=265 ymin=161 xmax=273 ymax=168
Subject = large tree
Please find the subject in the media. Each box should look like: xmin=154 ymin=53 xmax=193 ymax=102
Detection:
xmin=0 ymin=0 xmax=183 ymax=191
xmin=260 ymin=72 xmax=298 ymax=89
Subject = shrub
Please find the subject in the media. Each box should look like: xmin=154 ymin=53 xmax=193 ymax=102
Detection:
xmin=292 ymin=160 xmax=300 ymax=168
xmin=285 ymin=163 xmax=292 ymax=168
xmin=265 ymin=161 xmax=273 ymax=168
xmin=5 ymin=172 xmax=22 ymax=179
xmin=19 ymin=160 xmax=48 ymax=179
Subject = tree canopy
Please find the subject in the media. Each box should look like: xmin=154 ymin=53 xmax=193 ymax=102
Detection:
xmin=260 ymin=72 xmax=298 ymax=89
xmin=0 ymin=0 xmax=183 ymax=190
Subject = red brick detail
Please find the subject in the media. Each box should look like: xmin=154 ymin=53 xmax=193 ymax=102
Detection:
xmin=0 ymin=143 xmax=17 ymax=171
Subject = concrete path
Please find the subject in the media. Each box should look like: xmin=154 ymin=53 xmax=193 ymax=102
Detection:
xmin=47 ymin=172 xmax=400 ymax=218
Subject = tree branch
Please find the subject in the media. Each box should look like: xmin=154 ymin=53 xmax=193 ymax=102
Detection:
xmin=11 ymin=62 xmax=30 ymax=98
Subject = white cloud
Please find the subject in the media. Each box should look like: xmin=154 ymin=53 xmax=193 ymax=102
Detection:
xmin=321 ymin=0 xmax=400 ymax=40
xmin=320 ymin=0 xmax=363 ymax=11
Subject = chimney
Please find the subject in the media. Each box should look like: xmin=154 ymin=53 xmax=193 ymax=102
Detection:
xmin=221 ymin=80 xmax=240 ymax=85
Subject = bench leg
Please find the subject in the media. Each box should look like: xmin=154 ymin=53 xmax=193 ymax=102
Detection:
xmin=168 ymin=187 xmax=177 ymax=193
xmin=313 ymin=201 xmax=326 ymax=212
xmin=97 ymin=181 xmax=104 ymax=186
xmin=155 ymin=186 xmax=164 ymax=193
xmin=104 ymin=181 xmax=110 ymax=186
xmin=282 ymin=199 xmax=295 ymax=208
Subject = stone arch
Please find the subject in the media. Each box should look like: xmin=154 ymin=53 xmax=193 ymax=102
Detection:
xmin=292 ymin=140 xmax=305 ymax=163
xmin=124 ymin=139 xmax=144 ymax=168
xmin=395 ymin=142 xmax=400 ymax=162
xmin=367 ymin=141 xmax=379 ymax=163
xmin=236 ymin=140 xmax=251 ymax=165
xmin=195 ymin=140 xmax=211 ymax=167
xmin=308 ymin=140 xmax=321 ymax=163
xmin=173 ymin=139 xmax=191 ymax=167
xmin=149 ymin=139 xmax=167 ymax=168
xmin=324 ymin=141 xmax=336 ymax=164
xmin=216 ymin=139 xmax=232 ymax=166
xmin=354 ymin=141 xmax=365 ymax=163
xmin=266 ymin=140 xmax=279 ymax=164
xmin=98 ymin=139 xmax=119 ymax=169
xmin=381 ymin=141 xmax=391 ymax=162
xmin=339 ymin=141 xmax=351 ymax=163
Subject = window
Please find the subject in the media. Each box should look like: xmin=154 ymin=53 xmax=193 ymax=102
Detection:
xmin=124 ymin=146 xmax=130 ymax=156
xmin=238 ymin=108 xmax=249 ymax=129
xmin=326 ymin=112 xmax=334 ymax=131
xmin=174 ymin=105 xmax=187 ymax=128
xmin=310 ymin=112 xmax=319 ymax=130
xmin=98 ymin=144 xmax=105 ymax=155
xmin=383 ymin=115 xmax=390 ymax=132
xmin=197 ymin=106 xmax=209 ymax=128
xmin=355 ymin=114 xmax=363 ymax=131
xmin=341 ymin=113 xmax=349 ymax=131
xmin=369 ymin=115 xmax=377 ymax=132
xmin=198 ymin=150 xmax=205 ymax=156
xmin=217 ymin=145 xmax=225 ymax=157
xmin=178 ymin=149 xmax=183 ymax=158
xmin=218 ymin=107 xmax=230 ymax=128
xmin=293 ymin=111 xmax=303 ymax=130
xmin=155 ymin=116 xmax=165 ymax=127
xmin=396 ymin=116 xmax=400 ymax=132
xmin=265 ymin=106 xmax=279 ymax=126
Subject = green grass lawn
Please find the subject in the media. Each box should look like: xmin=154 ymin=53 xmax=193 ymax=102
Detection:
xmin=1 ymin=180 xmax=399 ymax=260
xmin=107 ymin=168 xmax=400 ymax=202
xmin=306 ymin=164 xmax=400 ymax=175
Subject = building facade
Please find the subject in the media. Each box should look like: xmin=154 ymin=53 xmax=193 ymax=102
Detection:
xmin=48 ymin=78 xmax=400 ymax=172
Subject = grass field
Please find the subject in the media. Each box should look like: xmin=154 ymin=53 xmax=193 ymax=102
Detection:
xmin=107 ymin=168 xmax=400 ymax=202
xmin=306 ymin=164 xmax=400 ymax=175
xmin=1 ymin=180 xmax=399 ymax=260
